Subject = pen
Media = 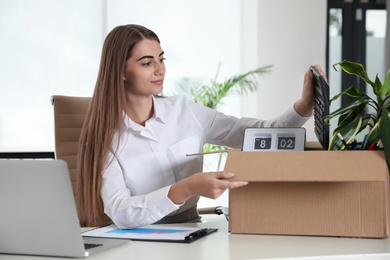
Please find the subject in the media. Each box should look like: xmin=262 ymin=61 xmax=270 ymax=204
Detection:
xmin=367 ymin=143 xmax=376 ymax=150
xmin=337 ymin=133 xmax=350 ymax=150
xmin=351 ymin=138 xmax=357 ymax=150
xmin=361 ymin=134 xmax=368 ymax=150
xmin=375 ymin=140 xmax=382 ymax=150
xmin=367 ymin=140 xmax=381 ymax=150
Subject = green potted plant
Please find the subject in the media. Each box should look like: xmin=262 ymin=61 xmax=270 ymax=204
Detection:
xmin=326 ymin=60 xmax=390 ymax=171
xmin=173 ymin=64 xmax=273 ymax=169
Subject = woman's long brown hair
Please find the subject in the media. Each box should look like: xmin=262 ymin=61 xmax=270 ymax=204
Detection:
xmin=77 ymin=24 xmax=160 ymax=226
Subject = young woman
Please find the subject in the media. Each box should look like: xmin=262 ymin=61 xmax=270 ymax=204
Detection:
xmin=77 ymin=24 xmax=324 ymax=228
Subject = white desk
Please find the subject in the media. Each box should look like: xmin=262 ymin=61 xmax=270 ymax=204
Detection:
xmin=1 ymin=215 xmax=390 ymax=260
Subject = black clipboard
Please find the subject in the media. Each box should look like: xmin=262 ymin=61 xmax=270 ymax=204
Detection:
xmin=183 ymin=228 xmax=218 ymax=243
xmin=82 ymin=224 xmax=218 ymax=243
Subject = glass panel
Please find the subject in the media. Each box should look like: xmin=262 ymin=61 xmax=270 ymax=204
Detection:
xmin=365 ymin=10 xmax=387 ymax=114
xmin=328 ymin=8 xmax=343 ymax=134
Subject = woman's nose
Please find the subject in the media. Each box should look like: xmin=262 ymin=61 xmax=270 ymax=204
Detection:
xmin=154 ymin=62 xmax=165 ymax=76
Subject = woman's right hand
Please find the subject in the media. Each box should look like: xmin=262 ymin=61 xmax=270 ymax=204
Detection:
xmin=167 ymin=171 xmax=248 ymax=205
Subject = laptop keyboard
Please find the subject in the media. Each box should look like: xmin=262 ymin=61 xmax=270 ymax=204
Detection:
xmin=84 ymin=243 xmax=103 ymax=250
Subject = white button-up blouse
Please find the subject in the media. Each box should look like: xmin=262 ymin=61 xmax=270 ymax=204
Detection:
xmin=101 ymin=95 xmax=310 ymax=228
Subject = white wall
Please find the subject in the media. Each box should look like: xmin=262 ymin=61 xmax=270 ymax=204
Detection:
xmin=0 ymin=0 xmax=240 ymax=151
xmin=240 ymin=0 xmax=327 ymax=142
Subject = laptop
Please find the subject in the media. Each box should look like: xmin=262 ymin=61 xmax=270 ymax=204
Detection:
xmin=0 ymin=159 xmax=128 ymax=258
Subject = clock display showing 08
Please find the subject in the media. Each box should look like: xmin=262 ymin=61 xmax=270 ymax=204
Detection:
xmin=254 ymin=136 xmax=272 ymax=150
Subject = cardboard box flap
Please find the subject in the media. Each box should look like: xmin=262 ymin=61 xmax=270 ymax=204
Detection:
xmin=225 ymin=150 xmax=388 ymax=182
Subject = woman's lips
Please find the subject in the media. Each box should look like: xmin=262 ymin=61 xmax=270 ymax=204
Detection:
xmin=151 ymin=79 xmax=164 ymax=85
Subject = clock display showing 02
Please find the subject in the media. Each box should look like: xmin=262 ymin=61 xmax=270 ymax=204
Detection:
xmin=277 ymin=137 xmax=296 ymax=150
xmin=254 ymin=137 xmax=272 ymax=150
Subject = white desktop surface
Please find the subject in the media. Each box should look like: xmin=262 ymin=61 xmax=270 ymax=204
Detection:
xmin=1 ymin=215 xmax=390 ymax=260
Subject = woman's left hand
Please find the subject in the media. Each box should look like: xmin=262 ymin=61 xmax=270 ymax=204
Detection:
xmin=294 ymin=64 xmax=327 ymax=117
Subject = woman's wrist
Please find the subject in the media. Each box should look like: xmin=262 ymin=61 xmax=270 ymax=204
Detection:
xmin=294 ymin=98 xmax=313 ymax=117
xmin=167 ymin=179 xmax=193 ymax=205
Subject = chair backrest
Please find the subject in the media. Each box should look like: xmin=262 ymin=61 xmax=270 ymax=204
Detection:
xmin=51 ymin=95 xmax=111 ymax=227
xmin=51 ymin=95 xmax=91 ymax=195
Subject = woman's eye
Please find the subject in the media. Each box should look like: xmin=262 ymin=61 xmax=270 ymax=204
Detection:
xmin=142 ymin=62 xmax=152 ymax=66
xmin=160 ymin=58 xmax=166 ymax=62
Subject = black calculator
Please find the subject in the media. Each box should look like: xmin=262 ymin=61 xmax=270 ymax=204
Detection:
xmin=311 ymin=66 xmax=330 ymax=150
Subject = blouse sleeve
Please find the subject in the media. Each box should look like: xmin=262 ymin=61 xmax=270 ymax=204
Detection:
xmin=101 ymin=151 xmax=180 ymax=229
xmin=188 ymin=100 xmax=311 ymax=149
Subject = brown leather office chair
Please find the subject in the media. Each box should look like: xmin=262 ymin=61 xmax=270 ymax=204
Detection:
xmin=51 ymin=95 xmax=112 ymax=227
xmin=51 ymin=95 xmax=90 ymax=194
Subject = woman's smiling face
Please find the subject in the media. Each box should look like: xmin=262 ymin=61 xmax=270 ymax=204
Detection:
xmin=123 ymin=39 xmax=166 ymax=97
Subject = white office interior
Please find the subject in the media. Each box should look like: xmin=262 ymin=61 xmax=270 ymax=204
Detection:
xmin=1 ymin=2 xmax=390 ymax=259
xmin=1 ymin=0 xmax=389 ymax=209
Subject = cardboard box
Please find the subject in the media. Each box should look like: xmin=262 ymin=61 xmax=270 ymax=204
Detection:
xmin=225 ymin=148 xmax=390 ymax=238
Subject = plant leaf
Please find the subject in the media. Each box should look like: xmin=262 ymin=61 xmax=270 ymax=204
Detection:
xmin=334 ymin=102 xmax=366 ymax=130
xmin=173 ymin=65 xmax=273 ymax=110
xmin=225 ymin=65 xmax=273 ymax=95
xmin=329 ymin=85 xmax=368 ymax=104
xmin=374 ymin=74 xmax=382 ymax=97
xmin=328 ymin=116 xmax=363 ymax=150
xmin=379 ymin=69 xmax=390 ymax=103
xmin=333 ymin=60 xmax=382 ymax=97
xmin=334 ymin=114 xmax=371 ymax=141
xmin=365 ymin=121 xmax=380 ymax=149
xmin=333 ymin=60 xmax=375 ymax=86
xmin=326 ymin=96 xmax=367 ymax=120
xmin=173 ymin=77 xmax=207 ymax=98
xmin=379 ymin=107 xmax=390 ymax=172
xmin=384 ymin=94 xmax=390 ymax=109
